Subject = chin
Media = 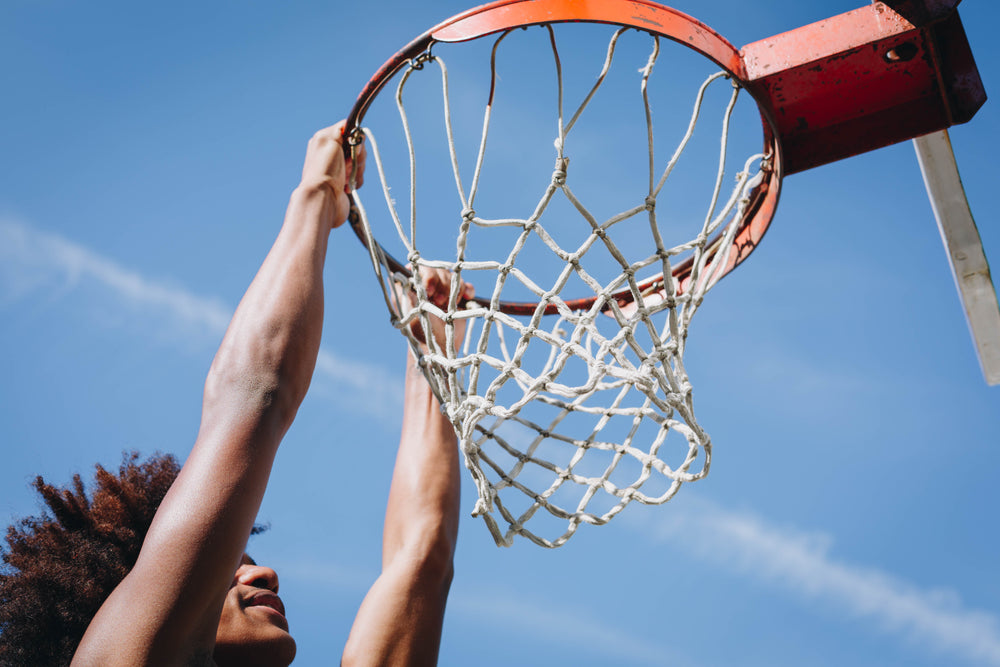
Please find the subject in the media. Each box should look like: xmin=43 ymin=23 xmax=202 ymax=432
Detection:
xmin=214 ymin=634 xmax=296 ymax=667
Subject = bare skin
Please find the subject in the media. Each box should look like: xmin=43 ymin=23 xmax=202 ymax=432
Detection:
xmin=342 ymin=269 xmax=472 ymax=667
xmin=71 ymin=123 xmax=463 ymax=666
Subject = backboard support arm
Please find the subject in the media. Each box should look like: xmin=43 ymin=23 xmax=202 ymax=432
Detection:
xmin=914 ymin=130 xmax=1000 ymax=386
xmin=741 ymin=0 xmax=997 ymax=384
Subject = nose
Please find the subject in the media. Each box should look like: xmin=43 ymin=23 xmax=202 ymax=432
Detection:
xmin=236 ymin=563 xmax=280 ymax=594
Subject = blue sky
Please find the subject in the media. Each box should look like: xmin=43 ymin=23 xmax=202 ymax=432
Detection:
xmin=2 ymin=1 xmax=999 ymax=665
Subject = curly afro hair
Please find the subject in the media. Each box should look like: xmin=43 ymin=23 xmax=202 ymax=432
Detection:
xmin=0 ymin=452 xmax=180 ymax=667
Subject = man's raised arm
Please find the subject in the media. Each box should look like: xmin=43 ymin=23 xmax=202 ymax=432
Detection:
xmin=73 ymin=123 xmax=364 ymax=666
xmin=341 ymin=270 xmax=471 ymax=667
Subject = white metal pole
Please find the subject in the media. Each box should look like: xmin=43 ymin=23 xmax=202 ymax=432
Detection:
xmin=913 ymin=129 xmax=1000 ymax=386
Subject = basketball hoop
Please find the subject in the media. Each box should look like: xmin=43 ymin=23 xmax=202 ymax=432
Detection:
xmin=344 ymin=0 xmax=985 ymax=547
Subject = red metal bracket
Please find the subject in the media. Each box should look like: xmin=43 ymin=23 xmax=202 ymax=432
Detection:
xmin=741 ymin=1 xmax=985 ymax=174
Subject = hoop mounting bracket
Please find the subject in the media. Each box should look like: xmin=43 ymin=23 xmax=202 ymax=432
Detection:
xmin=741 ymin=1 xmax=985 ymax=174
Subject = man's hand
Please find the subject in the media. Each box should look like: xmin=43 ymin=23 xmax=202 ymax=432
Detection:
xmin=395 ymin=268 xmax=476 ymax=354
xmin=299 ymin=121 xmax=367 ymax=229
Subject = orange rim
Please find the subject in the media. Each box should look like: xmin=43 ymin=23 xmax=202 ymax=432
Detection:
xmin=345 ymin=0 xmax=783 ymax=316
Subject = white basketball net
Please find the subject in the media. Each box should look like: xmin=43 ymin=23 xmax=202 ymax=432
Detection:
xmin=350 ymin=26 xmax=767 ymax=547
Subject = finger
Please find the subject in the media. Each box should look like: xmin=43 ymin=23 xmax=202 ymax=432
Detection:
xmin=421 ymin=269 xmax=439 ymax=302
xmin=353 ymin=141 xmax=367 ymax=188
xmin=343 ymin=141 xmax=366 ymax=191
xmin=429 ymin=272 xmax=446 ymax=307
xmin=344 ymin=157 xmax=355 ymax=192
xmin=311 ymin=122 xmax=347 ymax=151
xmin=433 ymin=270 xmax=453 ymax=308
xmin=303 ymin=124 xmax=347 ymax=184
xmin=424 ymin=277 xmax=435 ymax=304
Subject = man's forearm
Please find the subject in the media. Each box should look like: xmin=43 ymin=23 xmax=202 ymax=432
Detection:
xmin=204 ymin=185 xmax=334 ymax=434
xmin=74 ymin=185 xmax=340 ymax=666
xmin=382 ymin=353 xmax=461 ymax=569
xmin=75 ymin=124 xmax=360 ymax=666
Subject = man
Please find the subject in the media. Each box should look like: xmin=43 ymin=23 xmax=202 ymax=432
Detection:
xmin=1 ymin=121 xmax=467 ymax=666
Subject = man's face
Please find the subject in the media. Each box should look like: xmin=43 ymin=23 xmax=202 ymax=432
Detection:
xmin=214 ymin=554 xmax=296 ymax=667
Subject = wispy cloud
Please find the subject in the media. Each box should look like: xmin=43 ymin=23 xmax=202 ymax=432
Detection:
xmin=0 ymin=218 xmax=402 ymax=419
xmin=0 ymin=218 xmax=232 ymax=338
xmin=636 ymin=497 xmax=1000 ymax=666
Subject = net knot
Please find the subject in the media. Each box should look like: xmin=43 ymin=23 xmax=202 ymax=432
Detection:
xmin=407 ymin=250 xmax=421 ymax=264
xmin=633 ymin=375 xmax=655 ymax=392
xmin=461 ymin=207 xmax=476 ymax=222
xmin=551 ymin=157 xmax=569 ymax=186
xmin=471 ymin=494 xmax=494 ymax=517
xmin=652 ymin=343 xmax=676 ymax=360
xmin=644 ymin=195 xmax=656 ymax=211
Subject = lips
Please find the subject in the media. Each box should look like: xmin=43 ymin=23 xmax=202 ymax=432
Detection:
xmin=247 ymin=591 xmax=287 ymax=620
